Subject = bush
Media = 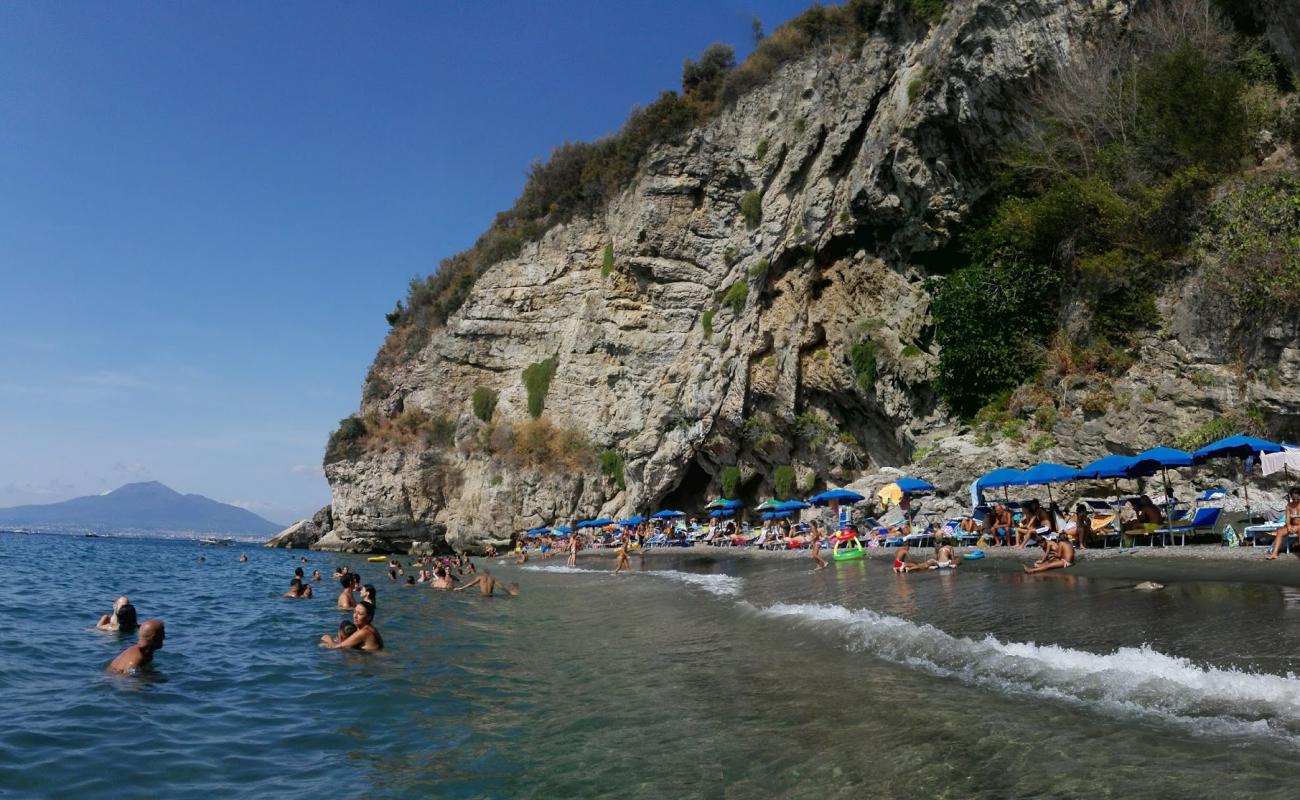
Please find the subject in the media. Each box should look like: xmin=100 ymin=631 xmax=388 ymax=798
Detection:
xmin=600 ymin=243 xmax=615 ymax=277
xmin=909 ymin=0 xmax=947 ymax=25
xmin=720 ymin=465 xmax=741 ymax=497
xmin=599 ymin=449 xmax=626 ymax=490
xmin=742 ymin=415 xmax=776 ymax=451
xmin=522 ymin=356 xmax=558 ymax=418
xmin=722 ymin=282 xmax=749 ymax=314
xmin=1199 ymin=174 xmax=1300 ymax=313
xmin=740 ymin=192 xmax=761 ymax=228
xmin=1027 ymin=434 xmax=1056 ymax=454
xmin=506 ymin=417 xmax=594 ymax=471
xmin=363 ymin=375 xmax=392 ymax=403
xmin=324 ymin=417 xmax=368 ymax=466
xmin=472 ymin=387 xmax=498 ymax=422
xmin=849 ymin=338 xmax=877 ymax=393
xmin=702 ymin=310 xmax=715 ymax=337
xmin=755 ymin=139 xmax=769 ymax=160
xmin=748 ymin=258 xmax=769 ymax=279
xmin=774 ymin=465 xmax=796 ymax=498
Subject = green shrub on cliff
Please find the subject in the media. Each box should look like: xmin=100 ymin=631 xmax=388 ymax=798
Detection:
xmin=849 ymin=338 xmax=876 ymax=393
xmin=720 ymin=465 xmax=740 ymax=497
xmin=773 ymin=465 xmax=796 ymax=498
xmin=722 ymin=282 xmax=749 ymax=314
xmin=471 ymin=387 xmax=498 ymax=422
xmin=599 ymin=448 xmax=626 ymax=490
xmin=363 ymin=375 xmax=392 ymax=403
xmin=1198 ymin=173 xmax=1300 ymax=313
xmin=522 ymin=356 xmax=558 ymax=418
xmin=324 ymin=417 xmax=368 ymax=466
xmin=740 ymin=192 xmax=761 ymax=228
xmin=601 ymin=243 xmax=615 ymax=277
xmin=701 ymin=310 xmax=715 ymax=337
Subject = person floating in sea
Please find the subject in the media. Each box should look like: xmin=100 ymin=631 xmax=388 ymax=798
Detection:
xmin=311 ymin=569 xmax=321 ymax=582
xmin=320 ymin=602 xmax=382 ymax=651
xmin=403 ymin=577 xmax=415 ymax=587
xmin=284 ymin=577 xmax=313 ymax=598
xmin=107 ymin=619 xmax=165 ymax=674
xmin=96 ymin=596 xmax=137 ymax=633
xmin=810 ymin=524 xmax=828 ymax=571
xmin=1024 ymin=536 xmax=1076 ymax=573
xmin=614 ymin=539 xmax=630 ymax=574
xmin=239 ymin=553 xmax=248 ymax=562
xmin=1265 ymin=487 xmax=1300 ymax=560
xmin=455 ymin=570 xmax=518 ymax=596
xmin=332 ymin=565 xmax=350 ymax=580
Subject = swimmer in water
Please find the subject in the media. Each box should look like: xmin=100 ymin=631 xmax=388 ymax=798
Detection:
xmin=323 ymin=620 xmax=358 ymax=645
xmin=107 ymin=619 xmax=165 ymax=674
xmin=337 ymin=574 xmax=358 ymax=609
xmin=455 ymin=571 xmax=519 ymax=596
xmin=403 ymin=576 xmax=415 ymax=587
xmin=429 ymin=566 xmax=455 ymax=591
xmin=319 ymin=603 xmax=382 ymax=651
xmin=239 ymin=554 xmax=248 ymax=562
xmin=97 ymin=596 xmax=137 ymax=633
xmin=360 ymin=584 xmax=376 ymax=607
xmin=311 ymin=569 xmax=321 ymax=582
xmin=284 ymin=577 xmax=313 ymax=598
xmin=515 ymin=548 xmax=529 ymax=565
xmin=614 ymin=539 xmax=630 ymax=574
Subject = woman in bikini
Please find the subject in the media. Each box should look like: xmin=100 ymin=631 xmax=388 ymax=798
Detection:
xmin=1266 ymin=488 xmax=1300 ymax=560
xmin=811 ymin=525 xmax=828 ymax=570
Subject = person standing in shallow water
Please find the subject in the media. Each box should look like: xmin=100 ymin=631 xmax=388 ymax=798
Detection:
xmin=107 ymin=619 xmax=165 ymax=674
xmin=810 ymin=524 xmax=828 ymax=571
xmin=614 ymin=539 xmax=630 ymax=574
xmin=566 ymin=534 xmax=580 ymax=568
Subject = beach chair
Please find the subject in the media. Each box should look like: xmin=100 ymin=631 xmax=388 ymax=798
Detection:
xmin=1244 ymin=513 xmax=1287 ymax=548
xmin=1153 ymin=506 xmax=1222 ymax=547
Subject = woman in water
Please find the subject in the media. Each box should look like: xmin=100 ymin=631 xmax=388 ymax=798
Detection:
xmin=614 ymin=538 xmax=630 ymax=574
xmin=810 ymin=524 xmax=828 ymax=570
xmin=97 ymin=596 xmax=137 ymax=633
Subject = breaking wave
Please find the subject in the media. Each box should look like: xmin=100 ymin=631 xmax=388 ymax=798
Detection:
xmin=645 ymin=570 xmax=743 ymax=597
xmin=760 ymin=602 xmax=1300 ymax=744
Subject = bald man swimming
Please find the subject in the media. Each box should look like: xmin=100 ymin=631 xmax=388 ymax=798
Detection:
xmin=107 ymin=619 xmax=165 ymax=674
xmin=455 ymin=571 xmax=519 ymax=596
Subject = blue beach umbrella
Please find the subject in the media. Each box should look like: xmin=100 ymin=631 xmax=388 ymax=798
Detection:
xmin=525 ymin=526 xmax=550 ymax=536
xmin=893 ymin=477 xmax=935 ymax=494
xmin=1078 ymin=454 xmax=1135 ymax=479
xmin=807 ymin=489 xmax=866 ymax=506
xmin=775 ymin=500 xmax=810 ymax=511
xmin=552 ymin=526 xmax=574 ymax=535
xmin=1193 ymin=435 xmax=1283 ymax=515
xmin=761 ymin=510 xmax=792 ymax=520
xmin=619 ymin=515 xmax=646 ymax=527
xmin=1126 ymin=447 xmax=1194 ymax=520
xmin=709 ymin=509 xmax=735 ymax=519
xmin=1014 ymin=462 xmax=1081 ymax=505
xmin=650 ymin=510 xmax=686 ymax=519
xmin=576 ymin=517 xmax=615 ymax=529
xmin=975 ymin=468 xmax=1027 ymax=489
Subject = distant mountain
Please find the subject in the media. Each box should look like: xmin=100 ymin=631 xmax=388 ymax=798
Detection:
xmin=0 ymin=481 xmax=281 ymax=536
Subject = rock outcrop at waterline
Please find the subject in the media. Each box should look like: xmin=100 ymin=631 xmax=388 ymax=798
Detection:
xmin=274 ymin=0 xmax=1300 ymax=555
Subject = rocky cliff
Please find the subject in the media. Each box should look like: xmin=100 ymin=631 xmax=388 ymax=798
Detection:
xmin=277 ymin=0 xmax=1300 ymax=553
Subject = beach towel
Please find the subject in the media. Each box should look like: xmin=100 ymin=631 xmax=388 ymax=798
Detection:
xmin=1222 ymin=524 xmax=1240 ymax=547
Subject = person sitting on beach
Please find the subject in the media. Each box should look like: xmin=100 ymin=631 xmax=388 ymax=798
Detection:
xmin=320 ymin=602 xmax=383 ymax=651
xmin=1024 ymin=536 xmax=1076 ymax=573
xmin=984 ymin=504 xmax=1012 ymax=547
xmin=455 ymin=570 xmax=519 ymax=596
xmin=97 ymin=597 xmax=138 ymax=633
xmin=337 ymin=575 xmax=358 ymax=609
xmin=1014 ymin=500 xmax=1043 ymax=547
xmin=932 ymin=543 xmax=957 ymax=569
xmin=1121 ymin=495 xmax=1164 ymax=545
xmin=284 ymin=578 xmax=313 ymax=598
xmin=107 ymin=619 xmax=165 ymax=674
xmin=1265 ymin=487 xmax=1300 ymax=560
xmin=892 ymin=544 xmax=929 ymax=573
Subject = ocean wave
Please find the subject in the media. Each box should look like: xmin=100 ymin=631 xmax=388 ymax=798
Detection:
xmin=760 ymin=602 xmax=1300 ymax=743
xmin=520 ymin=564 xmax=600 ymax=574
xmin=646 ymin=570 xmax=742 ymax=597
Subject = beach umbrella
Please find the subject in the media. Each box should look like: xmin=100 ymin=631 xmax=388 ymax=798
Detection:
xmin=552 ymin=526 xmax=574 ymax=535
xmin=1013 ymin=462 xmax=1082 ymax=506
xmin=975 ymin=467 xmax=1027 ymax=504
xmin=1193 ymin=435 xmax=1282 ymax=518
xmin=807 ymin=489 xmax=866 ymax=506
xmin=761 ymin=510 xmax=792 ymax=520
xmin=705 ymin=498 xmax=743 ymax=510
xmin=650 ymin=509 xmax=686 ymax=519
xmin=775 ymin=500 xmax=810 ymax=511
xmin=1078 ymin=454 xmax=1135 ymax=479
xmin=1126 ymin=447 xmax=1194 ymax=521
xmin=576 ymin=517 xmax=615 ymax=529
xmin=709 ymin=508 xmax=735 ymax=518
xmin=525 ymin=526 xmax=550 ymax=536
xmin=893 ymin=477 xmax=935 ymax=494
xmin=756 ymin=499 xmax=782 ymax=511
xmin=619 ymin=515 xmax=645 ymax=527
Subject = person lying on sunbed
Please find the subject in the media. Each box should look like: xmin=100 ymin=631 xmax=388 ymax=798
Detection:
xmin=1024 ymin=536 xmax=1075 ymax=573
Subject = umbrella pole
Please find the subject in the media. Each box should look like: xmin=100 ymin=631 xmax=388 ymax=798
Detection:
xmin=1242 ymin=457 xmax=1252 ymax=523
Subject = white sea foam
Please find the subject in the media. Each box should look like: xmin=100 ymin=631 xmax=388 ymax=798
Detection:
xmin=645 ymin=570 xmax=743 ymax=597
xmin=760 ymin=602 xmax=1300 ymax=743
xmin=520 ymin=564 xmax=601 ymax=575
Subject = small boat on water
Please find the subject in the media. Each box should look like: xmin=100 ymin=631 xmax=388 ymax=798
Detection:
xmin=199 ymin=537 xmax=235 ymax=546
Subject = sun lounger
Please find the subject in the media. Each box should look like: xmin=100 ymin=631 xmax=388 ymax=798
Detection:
xmin=1244 ymin=514 xmax=1287 ymax=548
xmin=1154 ymin=506 xmax=1222 ymax=546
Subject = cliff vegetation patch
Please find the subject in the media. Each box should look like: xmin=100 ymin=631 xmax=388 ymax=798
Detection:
xmin=522 ymin=356 xmax=558 ymax=418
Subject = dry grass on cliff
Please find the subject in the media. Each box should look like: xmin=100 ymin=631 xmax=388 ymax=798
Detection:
xmin=481 ymin=417 xmax=595 ymax=472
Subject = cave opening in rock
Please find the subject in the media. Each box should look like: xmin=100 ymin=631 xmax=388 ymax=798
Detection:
xmin=657 ymin=458 xmax=713 ymax=515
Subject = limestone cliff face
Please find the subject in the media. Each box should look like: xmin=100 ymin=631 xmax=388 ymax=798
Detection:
xmin=294 ymin=0 xmax=1141 ymax=554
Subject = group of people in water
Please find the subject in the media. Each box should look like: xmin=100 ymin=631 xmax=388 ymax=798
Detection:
xmin=96 ymin=550 xmax=524 ymax=674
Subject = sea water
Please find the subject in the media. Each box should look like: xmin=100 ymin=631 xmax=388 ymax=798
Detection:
xmin=3 ymin=532 xmax=1300 ymax=798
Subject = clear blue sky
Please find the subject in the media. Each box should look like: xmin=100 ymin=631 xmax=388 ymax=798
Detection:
xmin=0 ymin=0 xmax=813 ymax=525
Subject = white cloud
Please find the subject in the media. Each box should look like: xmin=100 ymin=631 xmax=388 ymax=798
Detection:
xmin=290 ymin=464 xmax=324 ymax=477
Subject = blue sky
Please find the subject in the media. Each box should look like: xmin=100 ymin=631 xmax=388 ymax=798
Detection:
xmin=0 ymin=0 xmax=813 ymax=525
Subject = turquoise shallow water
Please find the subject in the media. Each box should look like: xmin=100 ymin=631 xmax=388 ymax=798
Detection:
xmin=5 ymin=532 xmax=1300 ymax=798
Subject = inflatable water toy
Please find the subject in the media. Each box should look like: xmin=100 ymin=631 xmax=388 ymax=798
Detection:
xmin=832 ymin=534 xmax=864 ymax=561
xmin=367 ymin=556 xmax=386 ymax=562
xmin=962 ymin=550 xmax=985 ymax=561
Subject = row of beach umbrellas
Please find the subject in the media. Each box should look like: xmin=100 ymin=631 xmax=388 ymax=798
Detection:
xmin=975 ymin=435 xmax=1285 ymax=517
xmin=522 ymin=481 xmax=941 ymax=536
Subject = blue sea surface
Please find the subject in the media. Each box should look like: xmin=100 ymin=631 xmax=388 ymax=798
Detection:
xmin=5 ymin=532 xmax=1300 ymax=798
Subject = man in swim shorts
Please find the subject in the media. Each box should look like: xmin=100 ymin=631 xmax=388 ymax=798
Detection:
xmin=107 ymin=619 xmax=165 ymax=674
xmin=986 ymin=504 xmax=1012 ymax=547
xmin=320 ymin=602 xmax=383 ymax=651
xmin=893 ymin=544 xmax=930 ymax=573
xmin=455 ymin=571 xmax=519 ymax=596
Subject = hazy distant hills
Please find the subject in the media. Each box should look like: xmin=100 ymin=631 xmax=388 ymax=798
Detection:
xmin=0 ymin=481 xmax=281 ymax=536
